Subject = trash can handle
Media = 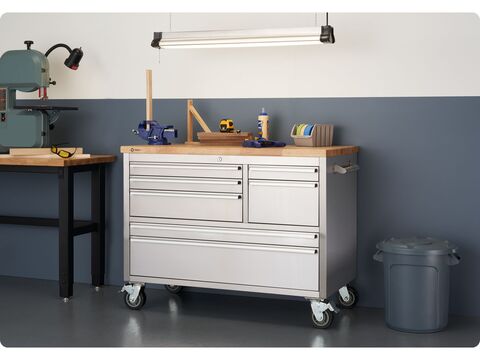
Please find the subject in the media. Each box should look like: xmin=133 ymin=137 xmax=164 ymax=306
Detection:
xmin=373 ymin=250 xmax=384 ymax=262
xmin=448 ymin=253 xmax=461 ymax=266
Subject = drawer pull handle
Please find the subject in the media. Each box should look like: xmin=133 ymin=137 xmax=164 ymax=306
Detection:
xmin=131 ymin=190 xmax=242 ymax=200
xmin=250 ymin=166 xmax=318 ymax=174
xmin=131 ymin=224 xmax=318 ymax=240
xmin=131 ymin=237 xmax=318 ymax=255
xmin=131 ymin=164 xmax=241 ymax=172
xmin=249 ymin=181 xmax=319 ymax=188
xmin=130 ymin=177 xmax=241 ymax=186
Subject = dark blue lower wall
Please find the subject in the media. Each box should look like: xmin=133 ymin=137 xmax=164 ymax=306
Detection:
xmin=0 ymin=97 xmax=479 ymax=317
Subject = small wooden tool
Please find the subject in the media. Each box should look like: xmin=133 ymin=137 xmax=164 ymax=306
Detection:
xmin=186 ymin=100 xmax=211 ymax=144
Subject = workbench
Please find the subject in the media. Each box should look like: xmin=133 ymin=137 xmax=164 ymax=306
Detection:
xmin=120 ymin=144 xmax=359 ymax=329
xmin=0 ymin=154 xmax=116 ymax=301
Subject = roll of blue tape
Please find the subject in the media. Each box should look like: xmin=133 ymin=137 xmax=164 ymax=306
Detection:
xmin=303 ymin=124 xmax=314 ymax=136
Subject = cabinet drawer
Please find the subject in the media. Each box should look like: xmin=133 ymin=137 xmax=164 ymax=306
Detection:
xmin=130 ymin=162 xmax=242 ymax=179
xmin=130 ymin=176 xmax=242 ymax=193
xmin=130 ymin=190 xmax=243 ymax=222
xmin=249 ymin=180 xmax=318 ymax=226
xmin=249 ymin=165 xmax=318 ymax=181
xmin=130 ymin=237 xmax=319 ymax=291
xmin=130 ymin=222 xmax=319 ymax=247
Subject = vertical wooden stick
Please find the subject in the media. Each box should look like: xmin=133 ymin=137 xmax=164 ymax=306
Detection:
xmin=146 ymin=69 xmax=153 ymax=131
xmin=187 ymin=99 xmax=193 ymax=143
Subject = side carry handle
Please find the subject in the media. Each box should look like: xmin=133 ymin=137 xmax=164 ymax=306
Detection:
xmin=334 ymin=164 xmax=360 ymax=175
xmin=373 ymin=250 xmax=384 ymax=262
xmin=447 ymin=253 xmax=461 ymax=266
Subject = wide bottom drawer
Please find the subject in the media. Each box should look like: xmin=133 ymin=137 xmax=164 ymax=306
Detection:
xmin=130 ymin=237 xmax=319 ymax=291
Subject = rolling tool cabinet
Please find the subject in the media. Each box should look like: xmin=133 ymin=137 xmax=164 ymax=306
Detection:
xmin=120 ymin=144 xmax=359 ymax=328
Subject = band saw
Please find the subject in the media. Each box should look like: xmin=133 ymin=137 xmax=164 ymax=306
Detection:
xmin=0 ymin=40 xmax=83 ymax=152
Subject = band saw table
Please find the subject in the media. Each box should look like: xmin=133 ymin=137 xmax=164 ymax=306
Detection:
xmin=0 ymin=154 xmax=115 ymax=301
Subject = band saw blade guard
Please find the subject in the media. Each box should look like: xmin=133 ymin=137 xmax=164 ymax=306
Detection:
xmin=132 ymin=69 xmax=178 ymax=145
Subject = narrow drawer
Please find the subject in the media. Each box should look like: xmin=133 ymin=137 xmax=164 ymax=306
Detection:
xmin=130 ymin=222 xmax=319 ymax=247
xmin=130 ymin=162 xmax=242 ymax=179
xmin=249 ymin=180 xmax=318 ymax=226
xmin=249 ymin=165 xmax=318 ymax=181
xmin=130 ymin=237 xmax=319 ymax=291
xmin=130 ymin=190 xmax=243 ymax=222
xmin=130 ymin=176 xmax=242 ymax=193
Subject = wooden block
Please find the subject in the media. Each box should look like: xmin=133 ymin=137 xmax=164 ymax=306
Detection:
xmin=10 ymin=148 xmax=84 ymax=156
xmin=197 ymin=132 xmax=253 ymax=146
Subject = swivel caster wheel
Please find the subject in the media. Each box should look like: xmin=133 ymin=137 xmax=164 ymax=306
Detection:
xmin=337 ymin=285 xmax=358 ymax=309
xmin=311 ymin=309 xmax=334 ymax=329
xmin=121 ymin=284 xmax=146 ymax=310
xmin=165 ymin=285 xmax=184 ymax=294
xmin=310 ymin=299 xmax=336 ymax=329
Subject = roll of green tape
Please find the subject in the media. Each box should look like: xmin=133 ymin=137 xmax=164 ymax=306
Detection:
xmin=297 ymin=124 xmax=307 ymax=136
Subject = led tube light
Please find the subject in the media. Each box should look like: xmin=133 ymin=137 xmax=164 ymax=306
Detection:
xmin=151 ymin=27 xmax=331 ymax=49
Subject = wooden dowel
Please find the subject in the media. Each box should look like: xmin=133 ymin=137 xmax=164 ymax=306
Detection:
xmin=187 ymin=100 xmax=193 ymax=143
xmin=146 ymin=69 xmax=153 ymax=131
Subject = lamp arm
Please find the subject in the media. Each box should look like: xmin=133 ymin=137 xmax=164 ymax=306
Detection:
xmin=44 ymin=43 xmax=73 ymax=57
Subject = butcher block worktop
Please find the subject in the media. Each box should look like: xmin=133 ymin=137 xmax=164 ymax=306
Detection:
xmin=0 ymin=154 xmax=116 ymax=167
xmin=120 ymin=144 xmax=359 ymax=157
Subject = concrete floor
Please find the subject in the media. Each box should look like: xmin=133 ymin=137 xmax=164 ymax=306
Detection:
xmin=0 ymin=276 xmax=478 ymax=347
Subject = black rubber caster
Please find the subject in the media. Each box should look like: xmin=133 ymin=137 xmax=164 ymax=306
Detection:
xmin=124 ymin=288 xmax=146 ymax=310
xmin=311 ymin=309 xmax=334 ymax=329
xmin=337 ymin=285 xmax=359 ymax=309
xmin=165 ymin=285 xmax=184 ymax=294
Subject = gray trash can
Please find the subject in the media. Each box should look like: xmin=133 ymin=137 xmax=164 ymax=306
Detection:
xmin=374 ymin=237 xmax=460 ymax=333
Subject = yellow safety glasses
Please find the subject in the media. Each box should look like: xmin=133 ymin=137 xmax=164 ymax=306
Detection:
xmin=51 ymin=145 xmax=77 ymax=159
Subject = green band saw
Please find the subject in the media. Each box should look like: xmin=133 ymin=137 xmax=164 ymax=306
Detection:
xmin=0 ymin=40 xmax=83 ymax=152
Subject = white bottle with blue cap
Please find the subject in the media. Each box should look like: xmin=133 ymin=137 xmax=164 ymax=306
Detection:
xmin=257 ymin=107 xmax=269 ymax=140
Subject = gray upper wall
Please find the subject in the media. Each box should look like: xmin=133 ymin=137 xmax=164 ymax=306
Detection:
xmin=0 ymin=97 xmax=479 ymax=317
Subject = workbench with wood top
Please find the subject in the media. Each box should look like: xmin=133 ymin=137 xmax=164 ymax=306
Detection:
xmin=120 ymin=143 xmax=359 ymax=328
xmin=121 ymin=144 xmax=359 ymax=157
xmin=0 ymin=154 xmax=116 ymax=301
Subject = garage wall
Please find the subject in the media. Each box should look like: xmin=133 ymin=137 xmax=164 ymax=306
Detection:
xmin=0 ymin=96 xmax=479 ymax=317
xmin=0 ymin=13 xmax=479 ymax=317
xmin=0 ymin=13 xmax=480 ymax=99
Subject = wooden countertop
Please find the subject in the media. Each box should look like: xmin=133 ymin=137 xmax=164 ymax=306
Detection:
xmin=121 ymin=144 xmax=358 ymax=158
xmin=0 ymin=155 xmax=116 ymax=167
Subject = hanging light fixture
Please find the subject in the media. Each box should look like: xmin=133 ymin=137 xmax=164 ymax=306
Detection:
xmin=151 ymin=13 xmax=335 ymax=49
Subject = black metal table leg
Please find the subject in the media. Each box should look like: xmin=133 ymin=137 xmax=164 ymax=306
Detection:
xmin=91 ymin=164 xmax=105 ymax=288
xmin=58 ymin=167 xmax=74 ymax=300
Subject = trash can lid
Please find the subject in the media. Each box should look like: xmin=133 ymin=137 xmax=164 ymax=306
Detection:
xmin=377 ymin=237 xmax=458 ymax=256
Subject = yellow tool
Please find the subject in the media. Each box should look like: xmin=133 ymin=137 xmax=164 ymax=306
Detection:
xmin=219 ymin=118 xmax=235 ymax=133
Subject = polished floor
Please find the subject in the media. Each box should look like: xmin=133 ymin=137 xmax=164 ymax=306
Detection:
xmin=0 ymin=276 xmax=478 ymax=347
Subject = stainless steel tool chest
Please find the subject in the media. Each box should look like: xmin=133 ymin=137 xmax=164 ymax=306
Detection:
xmin=120 ymin=145 xmax=359 ymax=328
